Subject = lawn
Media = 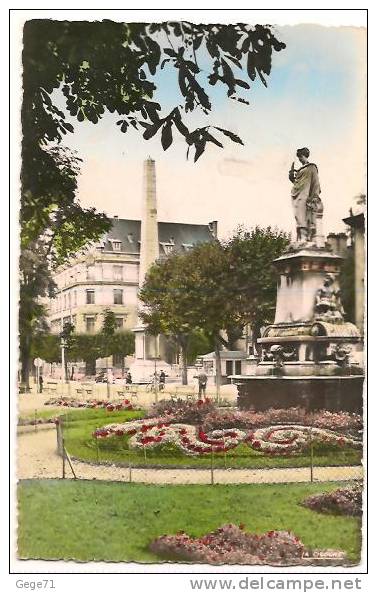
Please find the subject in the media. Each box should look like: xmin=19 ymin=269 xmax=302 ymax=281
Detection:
xmin=17 ymin=479 xmax=362 ymax=563
xmin=18 ymin=407 xmax=63 ymax=422
xmin=62 ymin=409 xmax=362 ymax=470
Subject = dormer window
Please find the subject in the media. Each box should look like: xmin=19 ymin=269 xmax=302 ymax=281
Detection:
xmin=160 ymin=242 xmax=175 ymax=255
xmin=112 ymin=241 xmax=122 ymax=251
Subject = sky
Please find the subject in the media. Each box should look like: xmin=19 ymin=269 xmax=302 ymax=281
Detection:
xmin=58 ymin=22 xmax=366 ymax=240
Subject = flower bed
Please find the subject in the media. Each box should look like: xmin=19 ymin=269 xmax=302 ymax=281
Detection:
xmin=18 ymin=417 xmax=58 ymax=427
xmin=302 ymin=483 xmax=362 ymax=516
xmin=92 ymin=418 xmax=362 ymax=456
xmin=44 ymin=397 xmax=136 ymax=411
xmin=150 ymin=523 xmax=347 ymax=565
xmin=148 ymin=400 xmax=362 ymax=434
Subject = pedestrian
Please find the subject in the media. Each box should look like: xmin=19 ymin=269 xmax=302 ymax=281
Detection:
xmin=159 ymin=370 xmax=166 ymax=391
xmin=38 ymin=374 xmax=43 ymax=394
xmin=126 ymin=371 xmax=132 ymax=385
xmin=197 ymin=371 xmax=207 ymax=398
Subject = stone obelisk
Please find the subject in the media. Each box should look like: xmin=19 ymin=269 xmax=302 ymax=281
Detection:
xmin=131 ymin=158 xmax=170 ymax=381
xmin=139 ymin=158 xmax=159 ymax=287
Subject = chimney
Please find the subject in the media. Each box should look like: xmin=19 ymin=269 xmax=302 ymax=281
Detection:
xmin=139 ymin=158 xmax=159 ymax=287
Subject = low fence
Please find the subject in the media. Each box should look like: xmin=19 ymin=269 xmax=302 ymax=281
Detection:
xmin=55 ymin=413 xmax=363 ymax=485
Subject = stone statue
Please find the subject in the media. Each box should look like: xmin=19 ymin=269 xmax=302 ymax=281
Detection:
xmin=314 ymin=274 xmax=345 ymax=322
xmin=289 ymin=147 xmax=323 ymax=243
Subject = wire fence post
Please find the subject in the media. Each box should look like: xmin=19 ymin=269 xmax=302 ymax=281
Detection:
xmin=309 ymin=426 xmax=314 ymax=483
xmin=95 ymin=435 xmax=99 ymax=463
xmin=128 ymin=448 xmax=132 ymax=483
xmin=56 ymin=419 xmax=64 ymax=457
xmin=62 ymin=435 xmax=66 ymax=479
xmin=223 ymin=429 xmax=227 ymax=469
xmin=210 ymin=446 xmax=214 ymax=485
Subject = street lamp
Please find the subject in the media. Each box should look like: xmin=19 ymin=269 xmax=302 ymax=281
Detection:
xmin=60 ymin=336 xmax=67 ymax=384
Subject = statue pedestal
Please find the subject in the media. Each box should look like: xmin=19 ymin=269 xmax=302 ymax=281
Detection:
xmin=231 ymin=242 xmax=364 ymax=412
xmin=273 ymin=245 xmax=342 ymax=324
xmin=258 ymin=243 xmax=361 ymax=374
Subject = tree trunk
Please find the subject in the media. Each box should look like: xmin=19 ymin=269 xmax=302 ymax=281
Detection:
xmin=214 ymin=336 xmax=222 ymax=404
xmin=181 ymin=344 xmax=188 ymax=385
xmin=20 ymin=335 xmax=31 ymax=391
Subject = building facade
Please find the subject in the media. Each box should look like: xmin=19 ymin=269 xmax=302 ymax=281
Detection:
xmin=47 ymin=217 xmax=216 ymax=336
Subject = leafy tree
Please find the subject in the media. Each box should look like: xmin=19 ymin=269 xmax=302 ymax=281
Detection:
xmin=31 ymin=333 xmax=61 ymax=365
xmin=23 ymin=20 xmax=285 ymax=167
xmin=19 ymin=244 xmax=55 ymax=388
xmin=186 ymin=331 xmax=212 ymax=366
xmin=19 ymin=146 xmax=110 ymax=388
xmin=140 ymin=227 xmax=290 ymax=396
xmin=224 ymin=226 xmax=291 ymax=351
xmin=139 ymin=252 xmax=196 ymax=384
xmin=20 ymin=19 xmax=285 ymax=386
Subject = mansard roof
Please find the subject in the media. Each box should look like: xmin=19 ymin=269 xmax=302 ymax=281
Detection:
xmin=100 ymin=217 xmax=216 ymax=255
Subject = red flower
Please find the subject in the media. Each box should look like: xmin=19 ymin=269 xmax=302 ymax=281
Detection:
xmin=253 ymin=440 xmax=261 ymax=449
xmin=197 ymin=400 xmax=204 ymax=406
xmin=124 ymin=399 xmax=130 ymax=405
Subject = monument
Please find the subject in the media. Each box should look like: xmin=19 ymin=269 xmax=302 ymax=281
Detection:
xmin=130 ymin=158 xmax=171 ymax=382
xmin=234 ymin=148 xmax=364 ymax=412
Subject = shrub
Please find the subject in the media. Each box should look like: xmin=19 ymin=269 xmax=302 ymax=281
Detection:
xmin=149 ymin=402 xmax=362 ymax=434
xmin=150 ymin=523 xmax=346 ymax=565
xmin=147 ymin=398 xmax=216 ymax=425
xmin=302 ymin=483 xmax=363 ymax=516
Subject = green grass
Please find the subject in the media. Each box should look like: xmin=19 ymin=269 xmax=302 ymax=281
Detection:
xmin=18 ymin=408 xmax=63 ymax=422
xmin=17 ymin=479 xmax=362 ymax=563
xmin=62 ymin=409 xmax=362 ymax=470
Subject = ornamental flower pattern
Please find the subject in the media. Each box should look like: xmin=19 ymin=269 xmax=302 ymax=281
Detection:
xmin=92 ymin=419 xmax=362 ymax=456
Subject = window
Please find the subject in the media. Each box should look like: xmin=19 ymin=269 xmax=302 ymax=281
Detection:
xmin=86 ymin=317 xmax=95 ymax=333
xmin=226 ymin=360 xmax=233 ymax=376
xmin=115 ymin=317 xmax=123 ymax=330
xmin=182 ymin=243 xmax=193 ymax=252
xmin=73 ymin=290 xmax=77 ymax=307
xmin=63 ymin=293 xmax=67 ymax=310
xmin=127 ymin=233 xmax=134 ymax=244
xmin=113 ymin=289 xmax=123 ymax=304
xmin=161 ymin=242 xmax=175 ymax=255
xmin=86 ymin=265 xmax=95 ymax=280
xmin=113 ymin=241 xmax=122 ymax=251
xmin=113 ymin=353 xmax=124 ymax=367
xmin=113 ymin=265 xmax=123 ymax=281
xmin=68 ymin=292 xmax=71 ymax=309
xmin=86 ymin=289 xmax=95 ymax=304
xmin=235 ymin=360 xmax=242 ymax=375
xmin=71 ymin=315 xmax=76 ymax=328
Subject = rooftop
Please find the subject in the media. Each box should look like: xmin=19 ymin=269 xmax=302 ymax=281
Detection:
xmin=100 ymin=218 xmax=216 ymax=255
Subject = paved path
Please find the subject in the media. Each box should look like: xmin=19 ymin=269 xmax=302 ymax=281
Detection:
xmin=17 ymin=426 xmax=363 ymax=485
